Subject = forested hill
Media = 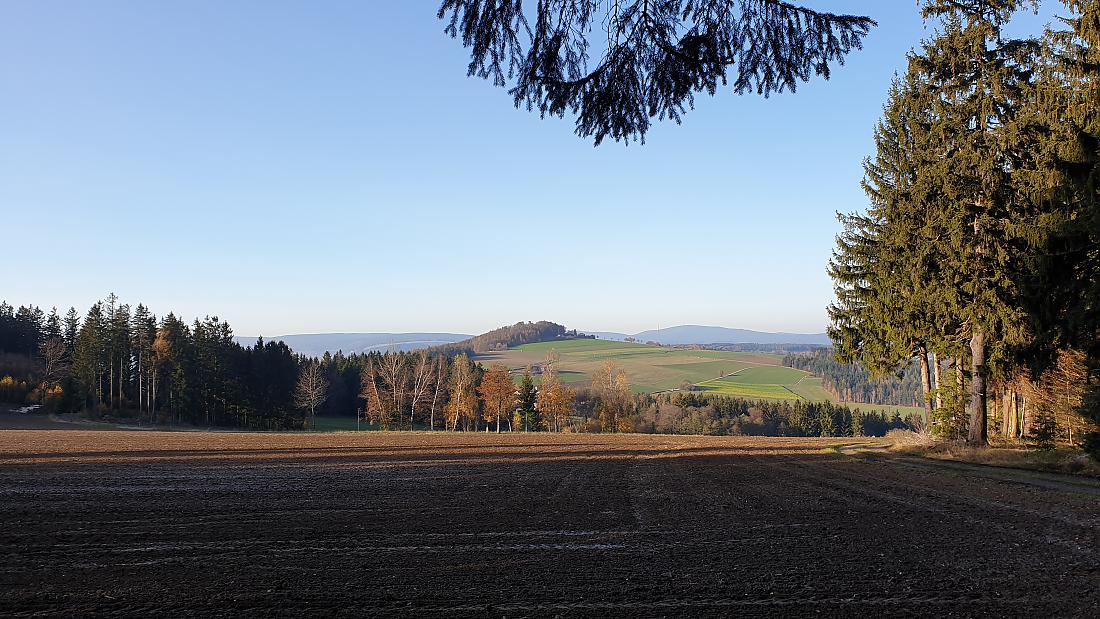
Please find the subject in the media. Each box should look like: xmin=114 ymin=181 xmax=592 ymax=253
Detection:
xmin=435 ymin=321 xmax=572 ymax=355
xmin=783 ymin=348 xmax=923 ymax=408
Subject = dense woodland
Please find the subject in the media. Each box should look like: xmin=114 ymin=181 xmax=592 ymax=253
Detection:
xmin=783 ymin=349 xmax=924 ymax=408
xmin=1 ymin=296 xmax=304 ymax=429
xmin=828 ymin=0 xmax=1100 ymax=454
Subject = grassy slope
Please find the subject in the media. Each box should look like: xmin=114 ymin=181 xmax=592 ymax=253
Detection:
xmin=478 ymin=339 xmax=928 ymax=416
xmin=480 ymin=339 xmax=797 ymax=397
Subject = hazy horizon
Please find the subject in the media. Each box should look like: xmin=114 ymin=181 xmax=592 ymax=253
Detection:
xmin=233 ymin=323 xmax=829 ymax=338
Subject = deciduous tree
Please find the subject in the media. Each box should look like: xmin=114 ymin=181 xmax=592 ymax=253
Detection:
xmin=295 ymin=361 xmax=330 ymax=430
xmin=479 ymin=363 xmax=515 ymax=432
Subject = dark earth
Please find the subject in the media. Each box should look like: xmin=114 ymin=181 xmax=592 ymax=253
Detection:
xmin=1 ymin=425 xmax=1099 ymax=616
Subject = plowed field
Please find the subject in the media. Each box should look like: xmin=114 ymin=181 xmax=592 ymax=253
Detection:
xmin=1 ymin=430 xmax=1098 ymax=616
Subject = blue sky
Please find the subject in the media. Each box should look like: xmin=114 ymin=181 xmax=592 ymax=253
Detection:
xmin=1 ymin=1 xmax=1060 ymax=336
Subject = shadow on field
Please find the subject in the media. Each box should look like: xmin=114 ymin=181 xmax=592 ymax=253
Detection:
xmin=0 ymin=443 xmax=848 ymax=465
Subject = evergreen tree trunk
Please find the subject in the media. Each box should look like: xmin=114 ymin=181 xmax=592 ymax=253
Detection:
xmin=968 ymin=329 xmax=988 ymax=445
xmin=954 ymin=359 xmax=965 ymax=438
xmin=137 ymin=352 xmax=143 ymax=415
xmin=918 ymin=346 xmax=933 ymax=420
xmin=932 ymin=353 xmax=943 ymax=410
xmin=150 ymin=371 xmax=156 ymax=423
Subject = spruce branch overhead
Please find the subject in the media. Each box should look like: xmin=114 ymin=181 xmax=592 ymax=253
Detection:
xmin=438 ymin=0 xmax=876 ymax=145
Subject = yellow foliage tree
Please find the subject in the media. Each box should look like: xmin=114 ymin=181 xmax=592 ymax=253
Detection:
xmin=591 ymin=360 xmax=634 ymax=432
xmin=445 ymin=354 xmax=477 ymax=431
xmin=537 ymin=367 xmax=574 ymax=432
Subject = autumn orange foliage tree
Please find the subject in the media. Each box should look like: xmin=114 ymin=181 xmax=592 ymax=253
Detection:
xmin=478 ymin=363 xmax=515 ymax=432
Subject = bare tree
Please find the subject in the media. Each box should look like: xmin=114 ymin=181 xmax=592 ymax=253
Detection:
xmin=428 ymin=355 xmax=447 ymax=431
xmin=360 ymin=358 xmax=384 ymax=427
xmin=407 ymin=351 xmax=434 ymax=429
xmin=294 ymin=361 xmax=329 ymax=431
xmin=379 ymin=351 xmax=408 ymax=427
xmin=38 ymin=338 xmax=69 ymax=400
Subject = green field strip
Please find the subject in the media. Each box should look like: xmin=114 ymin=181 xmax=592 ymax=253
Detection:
xmin=719 ymin=365 xmax=807 ymax=386
xmin=694 ymin=379 xmax=801 ymax=400
xmin=785 ymin=377 xmax=835 ymax=402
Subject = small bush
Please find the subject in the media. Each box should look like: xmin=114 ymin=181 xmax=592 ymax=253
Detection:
xmin=1028 ymin=411 xmax=1058 ymax=451
xmin=1082 ymin=432 xmax=1100 ymax=461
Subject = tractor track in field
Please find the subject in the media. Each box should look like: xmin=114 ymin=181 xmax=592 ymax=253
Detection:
xmin=1 ymin=431 xmax=1098 ymax=616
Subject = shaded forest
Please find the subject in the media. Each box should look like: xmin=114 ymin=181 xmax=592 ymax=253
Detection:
xmin=783 ymin=348 xmax=924 ymax=407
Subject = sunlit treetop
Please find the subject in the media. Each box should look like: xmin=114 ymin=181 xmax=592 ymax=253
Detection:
xmin=438 ymin=0 xmax=876 ymax=145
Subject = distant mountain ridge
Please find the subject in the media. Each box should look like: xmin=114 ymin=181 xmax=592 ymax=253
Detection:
xmin=581 ymin=325 xmax=829 ymax=346
xmin=233 ymin=333 xmax=470 ymax=357
xmin=236 ymin=324 xmax=828 ymax=357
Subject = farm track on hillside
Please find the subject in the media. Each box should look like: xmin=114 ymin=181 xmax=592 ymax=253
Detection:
xmin=1 ymin=431 xmax=1098 ymax=616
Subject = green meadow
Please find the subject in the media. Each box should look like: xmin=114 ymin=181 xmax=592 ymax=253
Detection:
xmin=478 ymin=339 xmax=926 ymax=416
xmin=478 ymin=338 xmax=802 ymax=397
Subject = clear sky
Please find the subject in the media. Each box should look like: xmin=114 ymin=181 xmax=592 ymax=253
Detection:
xmin=0 ymin=1 xmax=1059 ymax=336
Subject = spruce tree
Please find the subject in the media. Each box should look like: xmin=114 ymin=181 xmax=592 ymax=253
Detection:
xmin=439 ymin=0 xmax=875 ymax=144
xmin=518 ymin=369 xmax=538 ymax=432
xmin=62 ymin=307 xmax=80 ymax=353
xmin=1036 ymin=0 xmax=1100 ymax=454
xmin=905 ymin=0 xmax=1042 ymax=445
xmin=829 ymin=78 xmax=946 ymax=421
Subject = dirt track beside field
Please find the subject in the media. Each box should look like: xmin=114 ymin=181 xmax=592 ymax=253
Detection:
xmin=1 ymin=431 xmax=1098 ymax=617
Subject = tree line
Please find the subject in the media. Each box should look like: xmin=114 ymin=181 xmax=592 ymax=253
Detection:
xmin=0 ymin=297 xmax=634 ymax=433
xmin=828 ymin=0 xmax=1099 ymax=455
xmin=4 ymin=295 xmax=909 ymax=440
xmin=634 ymin=392 xmax=911 ymax=438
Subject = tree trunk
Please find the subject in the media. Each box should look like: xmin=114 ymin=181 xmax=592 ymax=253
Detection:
xmin=967 ymin=328 xmax=988 ymax=445
xmin=137 ymin=352 xmax=143 ymax=415
xmin=932 ymin=352 xmax=942 ymax=410
xmin=918 ymin=346 xmax=933 ymax=421
xmin=150 ymin=371 xmax=157 ymax=424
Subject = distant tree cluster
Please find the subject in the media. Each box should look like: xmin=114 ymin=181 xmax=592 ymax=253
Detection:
xmin=828 ymin=0 xmax=1100 ymax=453
xmin=783 ymin=348 xmax=923 ymax=407
xmin=710 ymin=343 xmax=826 ymax=354
xmin=436 ymin=321 xmax=567 ymax=355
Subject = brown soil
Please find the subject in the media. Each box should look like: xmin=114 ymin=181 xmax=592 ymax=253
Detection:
xmin=1 ymin=431 xmax=1098 ymax=616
